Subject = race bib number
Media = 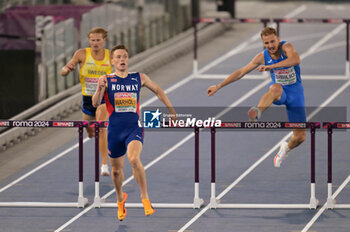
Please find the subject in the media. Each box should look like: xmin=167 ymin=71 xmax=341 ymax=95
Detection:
xmin=274 ymin=67 xmax=296 ymax=85
xmin=115 ymin=92 xmax=137 ymax=113
xmin=84 ymin=77 xmax=98 ymax=96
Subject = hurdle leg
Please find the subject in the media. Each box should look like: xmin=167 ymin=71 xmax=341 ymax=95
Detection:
xmin=193 ymin=19 xmax=198 ymax=76
xmin=345 ymin=21 xmax=349 ymax=77
xmin=209 ymin=127 xmax=219 ymax=209
xmin=77 ymin=123 xmax=88 ymax=208
xmin=326 ymin=126 xmax=336 ymax=209
xmin=93 ymin=123 xmax=102 ymax=207
xmin=309 ymin=125 xmax=319 ymax=209
xmin=193 ymin=126 xmax=204 ymax=208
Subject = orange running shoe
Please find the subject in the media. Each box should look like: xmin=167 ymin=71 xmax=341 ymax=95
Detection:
xmin=142 ymin=198 xmax=155 ymax=216
xmin=117 ymin=192 xmax=128 ymax=221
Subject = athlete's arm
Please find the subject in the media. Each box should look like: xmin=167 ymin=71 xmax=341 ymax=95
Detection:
xmin=92 ymin=75 xmax=107 ymax=108
xmin=140 ymin=73 xmax=177 ymax=118
xmin=61 ymin=49 xmax=85 ymax=76
xmin=257 ymin=42 xmax=300 ymax=72
xmin=207 ymin=53 xmax=263 ymax=96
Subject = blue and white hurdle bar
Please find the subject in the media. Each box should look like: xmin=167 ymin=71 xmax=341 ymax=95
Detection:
xmin=192 ymin=17 xmax=350 ymax=79
xmin=0 ymin=120 xmax=204 ymax=209
xmin=208 ymin=122 xmax=321 ymax=209
xmin=323 ymin=122 xmax=350 ymax=209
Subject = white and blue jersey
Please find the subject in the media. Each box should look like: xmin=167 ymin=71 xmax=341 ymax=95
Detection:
xmin=104 ymin=72 xmax=143 ymax=158
xmin=264 ymin=41 xmax=306 ymax=122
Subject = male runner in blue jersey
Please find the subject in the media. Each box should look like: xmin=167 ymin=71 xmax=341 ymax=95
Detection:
xmin=207 ymin=27 xmax=306 ymax=168
xmin=92 ymin=45 xmax=176 ymax=221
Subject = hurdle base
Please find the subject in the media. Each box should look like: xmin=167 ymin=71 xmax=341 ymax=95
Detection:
xmin=77 ymin=197 xmax=88 ymax=208
xmin=0 ymin=202 xmax=83 ymax=207
xmin=193 ymin=197 xmax=204 ymax=209
xmin=99 ymin=202 xmax=197 ymax=208
xmin=326 ymin=197 xmax=336 ymax=209
xmin=209 ymin=197 xmax=220 ymax=209
xmin=93 ymin=196 xmax=106 ymax=208
xmin=212 ymin=203 xmax=315 ymax=209
xmin=332 ymin=204 xmax=350 ymax=209
xmin=309 ymin=197 xmax=319 ymax=209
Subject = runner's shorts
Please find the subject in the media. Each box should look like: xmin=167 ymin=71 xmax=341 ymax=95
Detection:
xmin=270 ymin=82 xmax=306 ymax=122
xmin=107 ymin=119 xmax=144 ymax=158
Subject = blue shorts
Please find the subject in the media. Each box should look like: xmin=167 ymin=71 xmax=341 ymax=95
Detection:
xmin=270 ymin=82 xmax=306 ymax=122
xmin=82 ymin=96 xmax=105 ymax=117
xmin=107 ymin=119 xmax=144 ymax=158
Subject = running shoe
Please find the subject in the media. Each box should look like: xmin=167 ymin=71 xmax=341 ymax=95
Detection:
xmin=117 ymin=192 xmax=128 ymax=221
xmin=248 ymin=106 xmax=261 ymax=122
xmin=101 ymin=164 xmax=110 ymax=176
xmin=274 ymin=141 xmax=290 ymax=168
xmin=142 ymin=198 xmax=155 ymax=216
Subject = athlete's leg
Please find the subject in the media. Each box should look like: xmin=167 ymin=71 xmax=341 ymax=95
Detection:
xmin=257 ymin=83 xmax=283 ymax=113
xmin=126 ymin=140 xmax=155 ymax=216
xmin=274 ymin=90 xmax=306 ymax=167
xmin=288 ymin=128 xmax=306 ymax=149
xmin=96 ymin=104 xmax=109 ymax=170
xmin=82 ymin=112 xmax=95 ymax=138
xmin=248 ymin=83 xmax=284 ymax=121
xmin=110 ymin=155 xmax=127 ymax=220
xmin=110 ymin=155 xmax=126 ymax=202
xmin=126 ymin=140 xmax=149 ymax=199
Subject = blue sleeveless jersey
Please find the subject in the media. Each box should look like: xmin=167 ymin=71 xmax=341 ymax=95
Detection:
xmin=264 ymin=41 xmax=302 ymax=87
xmin=104 ymin=72 xmax=143 ymax=158
xmin=104 ymin=72 xmax=141 ymax=123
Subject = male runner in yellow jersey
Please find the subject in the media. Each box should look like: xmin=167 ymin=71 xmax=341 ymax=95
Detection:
xmin=61 ymin=27 xmax=111 ymax=176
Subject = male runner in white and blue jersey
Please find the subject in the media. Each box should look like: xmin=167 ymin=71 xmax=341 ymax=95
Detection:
xmin=92 ymin=45 xmax=176 ymax=221
xmin=207 ymin=27 xmax=306 ymax=168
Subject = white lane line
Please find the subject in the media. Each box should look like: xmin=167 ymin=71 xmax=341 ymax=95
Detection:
xmin=0 ymin=137 xmax=90 ymax=193
xmin=301 ymin=175 xmax=350 ymax=232
xmin=300 ymin=24 xmax=346 ymax=60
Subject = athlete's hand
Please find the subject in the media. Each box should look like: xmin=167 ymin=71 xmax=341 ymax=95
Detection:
xmin=256 ymin=65 xmax=273 ymax=72
xmin=65 ymin=62 xmax=76 ymax=72
xmin=62 ymin=62 xmax=76 ymax=76
xmin=207 ymin=85 xmax=218 ymax=96
xmin=98 ymin=75 xmax=107 ymax=90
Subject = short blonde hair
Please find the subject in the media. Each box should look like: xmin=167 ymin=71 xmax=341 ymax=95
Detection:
xmin=88 ymin=27 xmax=108 ymax=39
xmin=260 ymin=27 xmax=277 ymax=38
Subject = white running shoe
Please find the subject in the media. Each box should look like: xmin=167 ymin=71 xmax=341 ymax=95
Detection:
xmin=101 ymin=164 xmax=110 ymax=176
xmin=274 ymin=141 xmax=290 ymax=168
xmin=248 ymin=106 xmax=261 ymax=122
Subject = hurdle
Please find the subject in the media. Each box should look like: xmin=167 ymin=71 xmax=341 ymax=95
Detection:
xmin=0 ymin=120 xmax=89 ymax=208
xmin=323 ymin=122 xmax=350 ymax=209
xmin=93 ymin=125 xmax=204 ymax=209
xmin=192 ymin=17 xmax=350 ymax=80
xmin=208 ymin=121 xmax=320 ymax=209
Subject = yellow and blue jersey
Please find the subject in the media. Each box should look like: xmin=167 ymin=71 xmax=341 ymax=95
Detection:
xmin=79 ymin=48 xmax=112 ymax=96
